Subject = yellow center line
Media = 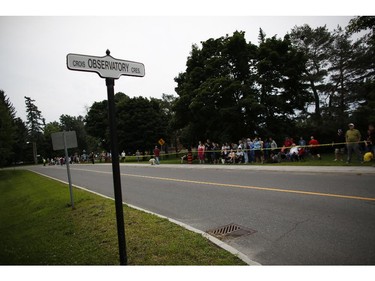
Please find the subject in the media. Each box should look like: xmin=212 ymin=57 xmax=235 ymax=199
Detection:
xmin=71 ymin=167 xmax=375 ymax=202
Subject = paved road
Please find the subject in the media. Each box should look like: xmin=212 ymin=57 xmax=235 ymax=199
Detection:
xmin=26 ymin=163 xmax=375 ymax=265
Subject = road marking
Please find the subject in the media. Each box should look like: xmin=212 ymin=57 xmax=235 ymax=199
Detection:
xmin=70 ymin=167 xmax=375 ymax=202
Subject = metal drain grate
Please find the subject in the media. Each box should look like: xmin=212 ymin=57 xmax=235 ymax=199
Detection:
xmin=207 ymin=223 xmax=257 ymax=240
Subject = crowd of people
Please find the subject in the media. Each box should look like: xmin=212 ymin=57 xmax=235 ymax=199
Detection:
xmin=43 ymin=154 xmax=83 ymax=166
xmin=193 ymin=123 xmax=375 ymax=165
xmin=195 ymin=136 xmax=308 ymax=165
xmin=41 ymin=123 xmax=374 ymax=166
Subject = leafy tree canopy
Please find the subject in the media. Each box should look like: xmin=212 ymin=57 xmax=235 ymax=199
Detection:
xmin=85 ymin=92 xmax=169 ymax=154
xmin=173 ymin=31 xmax=308 ymax=145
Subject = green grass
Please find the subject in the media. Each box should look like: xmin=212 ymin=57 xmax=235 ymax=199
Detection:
xmin=0 ymin=170 xmax=245 ymax=265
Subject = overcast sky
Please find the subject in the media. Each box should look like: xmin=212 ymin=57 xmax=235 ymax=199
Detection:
xmin=0 ymin=2 xmax=369 ymax=123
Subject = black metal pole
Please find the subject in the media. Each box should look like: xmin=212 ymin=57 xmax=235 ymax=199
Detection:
xmin=106 ymin=77 xmax=127 ymax=265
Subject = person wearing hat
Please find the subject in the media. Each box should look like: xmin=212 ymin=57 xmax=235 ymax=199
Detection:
xmin=345 ymin=123 xmax=362 ymax=164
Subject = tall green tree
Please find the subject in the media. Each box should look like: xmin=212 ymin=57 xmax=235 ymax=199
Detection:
xmin=347 ymin=16 xmax=375 ymax=81
xmin=347 ymin=16 xmax=375 ymax=127
xmin=289 ymin=22 xmax=373 ymax=139
xmin=85 ymin=99 xmax=109 ymax=152
xmin=256 ymin=33 xmax=308 ymax=136
xmin=0 ymin=90 xmax=16 ymax=167
xmin=24 ymin=96 xmax=45 ymax=164
xmin=323 ymin=26 xmax=354 ymax=126
xmin=173 ymin=31 xmax=258 ymax=144
xmin=173 ymin=31 xmax=308 ymax=145
xmin=160 ymin=93 xmax=178 ymax=150
xmin=12 ymin=117 xmax=29 ymax=164
xmin=289 ymin=25 xmax=334 ymax=126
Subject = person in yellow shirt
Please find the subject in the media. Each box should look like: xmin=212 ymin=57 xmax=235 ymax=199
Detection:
xmin=345 ymin=123 xmax=362 ymax=164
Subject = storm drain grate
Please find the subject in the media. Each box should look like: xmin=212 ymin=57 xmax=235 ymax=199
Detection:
xmin=206 ymin=223 xmax=257 ymax=240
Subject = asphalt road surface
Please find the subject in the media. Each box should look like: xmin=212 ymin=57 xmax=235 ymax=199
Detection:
xmin=26 ymin=163 xmax=375 ymax=265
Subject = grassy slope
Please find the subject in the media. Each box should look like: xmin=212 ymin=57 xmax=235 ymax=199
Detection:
xmin=0 ymin=170 xmax=245 ymax=265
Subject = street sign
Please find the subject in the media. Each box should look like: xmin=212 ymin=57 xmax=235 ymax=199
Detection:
xmin=67 ymin=52 xmax=145 ymax=79
xmin=51 ymin=131 xmax=78 ymax=151
xmin=67 ymin=50 xmax=144 ymax=265
xmin=158 ymin=138 xmax=165 ymax=146
xmin=50 ymin=131 xmax=77 ymax=209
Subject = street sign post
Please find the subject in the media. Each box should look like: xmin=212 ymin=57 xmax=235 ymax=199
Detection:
xmin=67 ymin=50 xmax=145 ymax=265
xmin=51 ymin=131 xmax=78 ymax=209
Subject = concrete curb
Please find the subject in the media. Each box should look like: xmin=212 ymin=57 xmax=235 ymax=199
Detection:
xmin=126 ymin=203 xmax=261 ymax=266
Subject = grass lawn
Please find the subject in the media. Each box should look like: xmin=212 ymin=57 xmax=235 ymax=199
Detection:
xmin=0 ymin=170 xmax=245 ymax=265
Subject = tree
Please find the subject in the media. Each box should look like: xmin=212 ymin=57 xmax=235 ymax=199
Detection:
xmin=323 ymin=26 xmax=354 ymax=125
xmin=24 ymin=96 xmax=45 ymax=164
xmin=116 ymin=95 xmax=168 ymax=153
xmin=160 ymin=93 xmax=179 ymax=152
xmin=43 ymin=121 xmax=61 ymax=159
xmin=346 ymin=16 xmax=375 ymax=128
xmin=173 ymin=30 xmax=308 ymax=145
xmin=0 ymin=90 xmax=16 ymax=167
xmin=174 ymin=31 xmax=259 ymax=145
xmin=60 ymin=114 xmax=88 ymax=153
xmin=12 ymin=117 xmax=29 ymax=164
xmin=289 ymin=25 xmax=334 ymax=126
xmin=256 ymin=33 xmax=308 ymax=136
xmin=85 ymin=92 xmax=169 ymax=155
xmin=85 ymin=99 xmax=109 ymax=152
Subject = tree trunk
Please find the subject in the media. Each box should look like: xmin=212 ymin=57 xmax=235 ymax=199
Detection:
xmin=32 ymin=141 xmax=37 ymax=164
xmin=309 ymin=79 xmax=322 ymax=125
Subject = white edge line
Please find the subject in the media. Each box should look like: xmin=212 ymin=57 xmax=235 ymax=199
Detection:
xmin=27 ymin=169 xmax=261 ymax=266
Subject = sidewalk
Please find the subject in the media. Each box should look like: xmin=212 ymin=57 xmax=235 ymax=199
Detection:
xmin=121 ymin=163 xmax=375 ymax=174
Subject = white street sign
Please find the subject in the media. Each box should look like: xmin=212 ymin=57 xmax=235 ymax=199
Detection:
xmin=67 ymin=53 xmax=145 ymax=79
xmin=51 ymin=131 xmax=78 ymax=151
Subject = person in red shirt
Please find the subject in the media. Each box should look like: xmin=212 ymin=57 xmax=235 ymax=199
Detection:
xmin=153 ymin=146 xmax=160 ymax=165
xmin=284 ymin=137 xmax=293 ymax=148
xmin=197 ymin=141 xmax=205 ymax=164
xmin=309 ymin=136 xmax=322 ymax=160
